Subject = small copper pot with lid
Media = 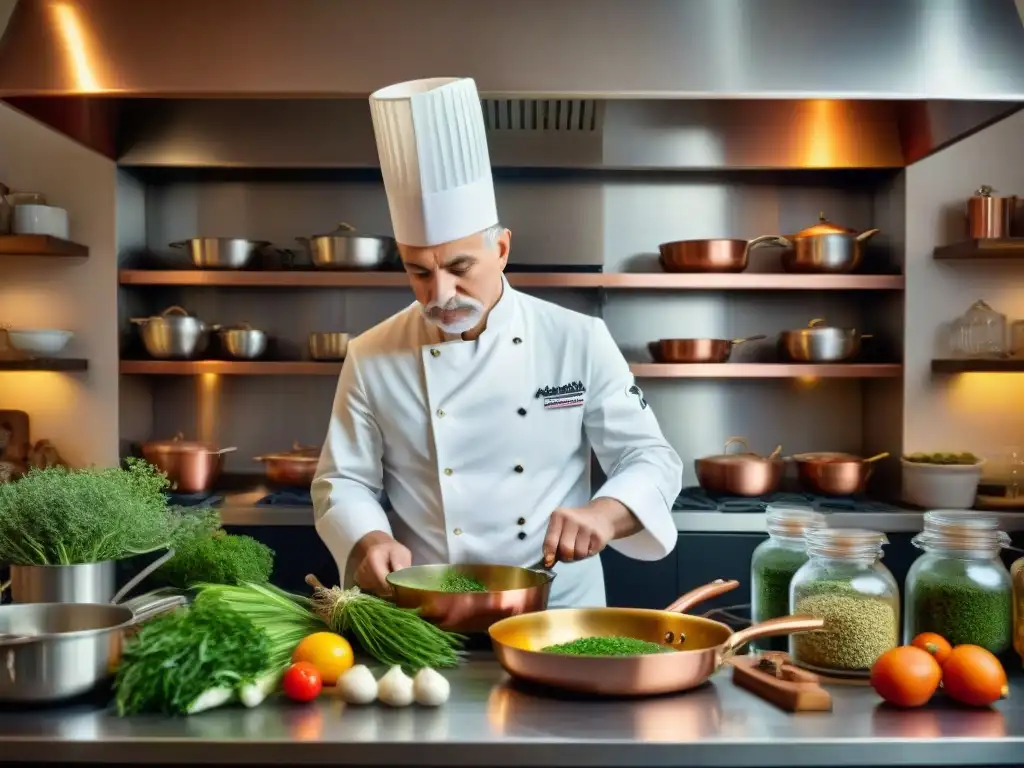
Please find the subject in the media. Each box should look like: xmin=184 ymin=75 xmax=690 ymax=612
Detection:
xmin=967 ymin=186 xmax=1017 ymax=239
xmin=140 ymin=433 xmax=238 ymax=493
xmin=695 ymin=437 xmax=785 ymax=497
xmin=755 ymin=213 xmax=880 ymax=274
xmin=255 ymin=441 xmax=321 ymax=487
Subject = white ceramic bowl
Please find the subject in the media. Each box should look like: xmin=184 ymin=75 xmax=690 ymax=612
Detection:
xmin=901 ymin=457 xmax=985 ymax=509
xmin=6 ymin=329 xmax=75 ymax=355
xmin=12 ymin=204 xmax=69 ymax=239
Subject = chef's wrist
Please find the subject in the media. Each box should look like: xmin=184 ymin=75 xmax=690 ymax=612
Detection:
xmin=353 ymin=530 xmax=395 ymax=558
xmin=588 ymin=497 xmax=642 ymax=539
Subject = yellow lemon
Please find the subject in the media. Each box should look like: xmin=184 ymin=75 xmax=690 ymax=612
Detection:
xmin=292 ymin=632 xmax=354 ymax=685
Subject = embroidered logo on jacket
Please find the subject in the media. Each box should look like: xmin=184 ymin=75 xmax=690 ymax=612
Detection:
xmin=628 ymin=380 xmax=648 ymax=410
xmin=535 ymin=380 xmax=586 ymax=410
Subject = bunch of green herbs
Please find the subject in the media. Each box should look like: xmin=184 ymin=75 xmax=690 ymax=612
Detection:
xmin=0 ymin=458 xmax=178 ymax=565
xmin=909 ymin=570 xmax=1012 ymax=653
xmin=115 ymin=599 xmax=288 ymax=716
xmin=153 ymin=509 xmax=275 ymax=589
xmin=541 ymin=636 xmax=672 ymax=657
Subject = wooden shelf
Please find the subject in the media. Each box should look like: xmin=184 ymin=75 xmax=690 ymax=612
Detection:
xmin=120 ymin=360 xmax=343 ymax=375
xmin=0 ymin=235 xmax=88 ymax=258
xmin=0 ymin=358 xmax=88 ymax=372
xmin=932 ymin=358 xmax=1024 ymax=373
xmin=118 ymin=269 xmax=904 ymax=291
xmin=934 ymin=239 xmax=1024 ymax=260
xmin=631 ymin=363 xmax=903 ymax=379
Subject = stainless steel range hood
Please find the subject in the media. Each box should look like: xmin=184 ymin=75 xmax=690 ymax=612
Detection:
xmin=0 ymin=0 xmax=1023 ymax=99
xmin=0 ymin=0 xmax=1021 ymax=166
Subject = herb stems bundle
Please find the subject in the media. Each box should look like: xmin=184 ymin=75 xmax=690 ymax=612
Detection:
xmin=0 ymin=459 xmax=178 ymax=565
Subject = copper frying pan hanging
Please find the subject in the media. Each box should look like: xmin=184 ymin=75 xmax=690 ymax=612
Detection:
xmin=487 ymin=580 xmax=822 ymax=697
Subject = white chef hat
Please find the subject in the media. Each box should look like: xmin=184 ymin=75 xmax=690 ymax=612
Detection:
xmin=369 ymin=77 xmax=498 ymax=248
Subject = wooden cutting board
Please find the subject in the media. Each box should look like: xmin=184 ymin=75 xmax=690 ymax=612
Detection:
xmin=0 ymin=410 xmax=29 ymax=462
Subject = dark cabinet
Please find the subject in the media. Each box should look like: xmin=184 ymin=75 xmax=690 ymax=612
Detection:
xmin=676 ymin=533 xmax=767 ymax=615
xmin=601 ymin=546 xmax=679 ymax=609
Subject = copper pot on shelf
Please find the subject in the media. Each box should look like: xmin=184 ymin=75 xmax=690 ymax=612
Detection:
xmin=649 ymin=336 xmax=766 ymax=364
xmin=754 ymin=213 xmax=880 ymax=274
xmin=255 ymin=441 xmax=320 ymax=487
xmin=695 ymin=437 xmax=785 ymax=497
xmin=658 ymin=237 xmax=784 ymax=273
xmin=792 ymin=451 xmax=889 ymax=496
xmin=139 ymin=432 xmax=238 ymax=493
xmin=967 ymin=185 xmax=1016 ymax=239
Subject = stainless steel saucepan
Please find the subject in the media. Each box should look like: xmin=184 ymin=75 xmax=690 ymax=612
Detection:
xmin=0 ymin=586 xmax=186 ymax=703
xmin=131 ymin=306 xmax=213 ymax=360
xmin=778 ymin=318 xmax=872 ymax=363
xmin=170 ymin=237 xmax=272 ymax=269
xmin=297 ymin=223 xmax=396 ymax=269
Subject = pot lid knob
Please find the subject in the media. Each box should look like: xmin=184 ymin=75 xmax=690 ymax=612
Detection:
xmin=975 ymin=185 xmax=995 ymax=197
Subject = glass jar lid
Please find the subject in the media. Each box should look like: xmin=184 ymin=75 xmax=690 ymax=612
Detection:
xmin=765 ymin=505 xmax=825 ymax=539
xmin=805 ymin=527 xmax=887 ymax=558
xmin=914 ymin=509 xmax=1010 ymax=552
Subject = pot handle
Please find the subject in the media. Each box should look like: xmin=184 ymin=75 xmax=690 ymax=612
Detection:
xmin=111 ymin=548 xmax=177 ymax=605
xmin=717 ymin=615 xmax=824 ymax=661
xmin=664 ymin=579 xmax=740 ymax=614
xmin=336 ymin=222 xmax=357 ymax=233
xmin=722 ymin=437 xmax=750 ymax=454
xmin=730 ymin=335 xmax=767 ymax=346
xmin=856 ymin=228 xmax=881 ymax=243
xmin=162 ymin=306 xmax=190 ymax=317
xmin=863 ymin=452 xmax=890 ymax=464
xmin=168 ymin=241 xmax=187 ymax=249
xmin=745 ymin=235 xmax=791 ymax=253
xmin=121 ymin=589 xmax=189 ymax=625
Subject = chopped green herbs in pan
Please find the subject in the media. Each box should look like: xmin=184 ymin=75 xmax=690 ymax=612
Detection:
xmin=542 ymin=636 xmax=673 ymax=657
xmin=437 ymin=570 xmax=487 ymax=593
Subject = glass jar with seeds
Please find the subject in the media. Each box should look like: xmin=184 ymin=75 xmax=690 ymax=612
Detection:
xmin=904 ymin=510 xmax=1013 ymax=655
xmin=1012 ymin=556 xmax=1024 ymax=666
xmin=750 ymin=505 xmax=826 ymax=653
xmin=789 ymin=528 xmax=899 ymax=677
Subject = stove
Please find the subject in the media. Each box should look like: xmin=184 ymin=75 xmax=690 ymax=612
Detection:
xmin=165 ymin=491 xmax=223 ymax=508
xmin=256 ymin=488 xmax=313 ymax=506
xmin=672 ymin=486 xmax=903 ymax=514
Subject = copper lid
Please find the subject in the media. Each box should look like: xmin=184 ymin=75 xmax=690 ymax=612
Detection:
xmin=794 ymin=213 xmax=856 ymax=237
xmin=142 ymin=432 xmax=217 ymax=453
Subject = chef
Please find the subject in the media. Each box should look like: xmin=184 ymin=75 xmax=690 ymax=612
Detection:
xmin=312 ymin=77 xmax=683 ymax=608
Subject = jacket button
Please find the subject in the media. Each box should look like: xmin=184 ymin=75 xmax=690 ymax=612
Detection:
xmin=444 ymin=468 xmax=454 ymax=476
xmin=517 ymin=407 xmax=527 ymax=416
xmin=518 ymin=531 xmax=527 ymax=540
xmin=514 ymin=464 xmax=524 ymax=473
xmin=454 ymin=528 xmax=463 ymax=536
xmin=436 ymin=409 xmax=445 ymax=418
xmin=517 ymin=517 xmax=526 ymax=525
xmin=512 ymin=337 xmax=522 ymax=344
xmin=430 ymin=349 xmax=441 ymax=358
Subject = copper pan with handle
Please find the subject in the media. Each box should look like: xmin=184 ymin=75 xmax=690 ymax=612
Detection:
xmin=488 ymin=579 xmax=823 ymax=697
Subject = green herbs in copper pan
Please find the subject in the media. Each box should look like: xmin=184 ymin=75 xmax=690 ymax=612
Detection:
xmin=437 ymin=569 xmax=487 ymax=593
xmin=541 ymin=636 xmax=674 ymax=657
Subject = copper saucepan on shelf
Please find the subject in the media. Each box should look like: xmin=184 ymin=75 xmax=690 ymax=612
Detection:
xmin=140 ymin=432 xmax=237 ymax=493
xmin=488 ymin=579 xmax=823 ymax=697
xmin=695 ymin=437 xmax=785 ymax=497
xmin=658 ymin=237 xmax=785 ymax=273
xmin=792 ymin=451 xmax=890 ymax=496
xmin=386 ymin=563 xmax=556 ymax=634
xmin=649 ymin=336 xmax=766 ymax=364
xmin=254 ymin=441 xmax=321 ymax=487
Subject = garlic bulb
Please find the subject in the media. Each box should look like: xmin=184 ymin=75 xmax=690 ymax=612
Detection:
xmin=376 ymin=665 xmax=414 ymax=707
xmin=413 ymin=667 xmax=450 ymax=707
xmin=336 ymin=665 xmax=378 ymax=705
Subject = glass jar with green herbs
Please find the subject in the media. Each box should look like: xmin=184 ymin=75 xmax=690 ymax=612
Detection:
xmin=789 ymin=528 xmax=899 ymax=677
xmin=750 ymin=505 xmax=826 ymax=652
xmin=904 ymin=510 xmax=1013 ymax=655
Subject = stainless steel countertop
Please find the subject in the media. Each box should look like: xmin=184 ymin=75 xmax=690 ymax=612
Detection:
xmin=216 ymin=493 xmax=1024 ymax=534
xmin=0 ymin=655 xmax=1020 ymax=766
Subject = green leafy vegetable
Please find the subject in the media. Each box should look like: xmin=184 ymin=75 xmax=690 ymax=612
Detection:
xmin=307 ymin=577 xmax=466 ymax=672
xmin=0 ymin=458 xmax=178 ymax=565
xmin=115 ymin=600 xmax=280 ymax=716
xmin=541 ymin=636 xmax=672 ymax=656
xmin=438 ymin=569 xmax=487 ymax=593
xmin=154 ymin=511 xmax=274 ymax=589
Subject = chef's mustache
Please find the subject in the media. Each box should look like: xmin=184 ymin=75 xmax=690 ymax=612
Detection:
xmin=422 ymin=295 xmax=484 ymax=316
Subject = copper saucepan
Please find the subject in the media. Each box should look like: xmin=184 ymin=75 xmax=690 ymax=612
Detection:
xmin=658 ymin=237 xmax=786 ymax=273
xmin=649 ymin=336 xmax=766 ymax=364
xmin=254 ymin=441 xmax=320 ymax=487
xmin=792 ymin=451 xmax=889 ymax=496
xmin=695 ymin=437 xmax=785 ymax=497
xmin=387 ymin=563 xmax=555 ymax=634
xmin=488 ymin=579 xmax=823 ymax=697
xmin=140 ymin=432 xmax=238 ymax=493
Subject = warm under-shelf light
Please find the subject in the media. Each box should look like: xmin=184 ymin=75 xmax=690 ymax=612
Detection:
xmin=50 ymin=2 xmax=103 ymax=93
xmin=195 ymin=372 xmax=221 ymax=445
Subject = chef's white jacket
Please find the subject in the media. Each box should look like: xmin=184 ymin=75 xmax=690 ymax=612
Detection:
xmin=312 ymin=276 xmax=683 ymax=608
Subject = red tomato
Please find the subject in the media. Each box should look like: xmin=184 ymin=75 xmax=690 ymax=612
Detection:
xmin=282 ymin=662 xmax=322 ymax=702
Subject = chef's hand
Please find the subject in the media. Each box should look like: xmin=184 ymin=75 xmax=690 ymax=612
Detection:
xmin=543 ymin=498 xmax=643 ymax=565
xmin=351 ymin=531 xmax=412 ymax=595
